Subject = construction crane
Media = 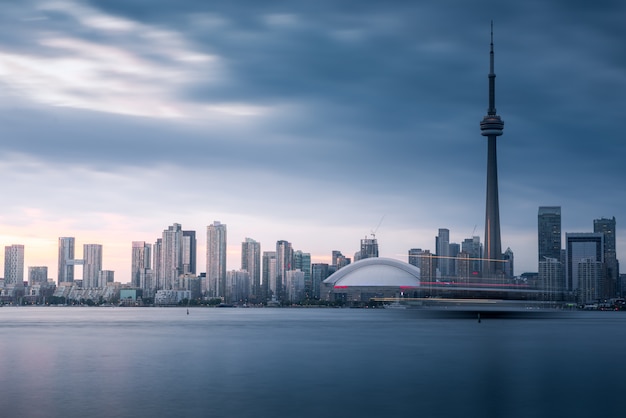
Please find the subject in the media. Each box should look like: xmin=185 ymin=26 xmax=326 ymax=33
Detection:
xmin=370 ymin=215 xmax=385 ymax=239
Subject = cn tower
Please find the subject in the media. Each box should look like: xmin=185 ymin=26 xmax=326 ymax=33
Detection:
xmin=479 ymin=22 xmax=504 ymax=278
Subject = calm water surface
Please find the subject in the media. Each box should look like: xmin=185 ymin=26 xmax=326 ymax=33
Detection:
xmin=1 ymin=307 xmax=625 ymax=418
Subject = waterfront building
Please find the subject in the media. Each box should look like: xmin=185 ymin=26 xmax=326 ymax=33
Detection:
xmin=449 ymin=242 xmax=460 ymax=278
xmin=480 ymin=24 xmax=505 ymax=278
xmin=207 ymin=221 xmax=227 ymax=299
xmin=436 ymin=228 xmax=451 ymax=279
xmin=285 ymin=269 xmax=305 ymax=303
xmin=241 ymin=238 xmax=261 ymax=300
xmin=4 ymin=244 xmax=24 ymax=286
xmin=578 ymin=258 xmax=602 ymax=305
xmin=28 ymin=266 xmax=48 ymax=286
xmin=594 ymin=217 xmax=619 ymax=298
xmin=539 ymin=257 xmax=564 ymax=298
xmin=461 ymin=236 xmax=482 ymax=277
xmin=131 ymin=241 xmax=152 ymax=291
xmin=262 ymin=251 xmax=277 ymax=301
xmin=293 ymin=250 xmax=311 ymax=298
xmin=311 ymin=263 xmax=330 ymax=300
xmin=456 ymin=251 xmax=471 ymax=282
xmin=99 ymin=270 xmax=114 ymax=285
xmin=152 ymin=238 xmax=162 ymax=290
xmin=408 ymin=249 xmax=434 ymax=283
xmin=322 ymin=258 xmax=421 ymax=303
xmin=275 ymin=240 xmax=293 ymax=301
xmin=226 ymin=270 xmax=250 ymax=303
xmin=161 ymin=223 xmax=183 ymax=290
xmin=566 ymin=233 xmax=604 ymax=294
xmin=182 ymin=230 xmax=197 ymax=275
xmin=58 ymin=237 xmax=76 ymax=284
xmin=82 ymin=244 xmax=103 ymax=289
xmin=538 ymin=207 xmax=562 ymax=262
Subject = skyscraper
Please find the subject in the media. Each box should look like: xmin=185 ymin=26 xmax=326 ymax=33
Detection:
xmin=207 ymin=221 xmax=227 ymax=298
xmin=311 ymin=263 xmax=330 ymax=300
xmin=275 ymin=240 xmax=293 ymax=301
xmin=262 ymin=251 xmax=277 ymax=301
xmin=82 ymin=244 xmax=103 ymax=289
xmin=241 ymin=238 xmax=261 ymax=300
xmin=161 ymin=223 xmax=183 ymax=290
xmin=131 ymin=241 xmax=152 ymax=290
xmin=182 ymin=230 xmax=197 ymax=275
xmin=480 ymin=23 xmax=505 ymax=278
xmin=461 ymin=236 xmax=482 ymax=276
xmin=153 ymin=238 xmax=162 ymax=290
xmin=436 ymin=228 xmax=450 ymax=278
xmin=4 ymin=244 xmax=24 ymax=286
xmin=594 ymin=217 xmax=618 ymax=298
xmin=58 ymin=237 xmax=75 ymax=284
xmin=293 ymin=250 xmax=311 ymax=298
xmin=566 ymin=233 xmax=604 ymax=293
xmin=538 ymin=207 xmax=562 ymax=262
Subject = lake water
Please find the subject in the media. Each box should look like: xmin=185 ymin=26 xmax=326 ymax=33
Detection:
xmin=1 ymin=307 xmax=625 ymax=417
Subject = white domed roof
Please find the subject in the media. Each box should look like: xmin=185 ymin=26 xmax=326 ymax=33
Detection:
xmin=323 ymin=257 xmax=420 ymax=287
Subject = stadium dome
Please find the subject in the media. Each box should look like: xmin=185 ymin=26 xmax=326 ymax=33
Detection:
xmin=323 ymin=257 xmax=421 ymax=288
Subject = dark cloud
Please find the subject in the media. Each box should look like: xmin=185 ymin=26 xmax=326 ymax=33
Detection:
xmin=0 ymin=0 xmax=625 ymax=275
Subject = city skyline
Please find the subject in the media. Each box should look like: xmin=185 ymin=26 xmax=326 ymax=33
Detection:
xmin=1 ymin=1 xmax=625 ymax=279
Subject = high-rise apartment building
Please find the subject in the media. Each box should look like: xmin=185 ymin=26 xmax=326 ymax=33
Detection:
xmin=293 ymin=250 xmax=311 ymax=298
xmin=311 ymin=263 xmax=330 ymax=300
xmin=207 ymin=221 xmax=227 ymax=298
xmin=436 ymin=228 xmax=451 ymax=278
xmin=153 ymin=238 xmax=162 ymax=290
xmin=241 ymin=238 xmax=261 ymax=300
xmin=132 ymin=241 xmax=152 ymax=290
xmin=578 ymin=258 xmax=603 ymax=305
xmin=566 ymin=233 xmax=604 ymax=293
xmin=275 ymin=240 xmax=293 ymax=301
xmin=331 ymin=250 xmax=350 ymax=270
xmin=161 ymin=223 xmax=184 ymax=290
xmin=4 ymin=244 xmax=24 ymax=286
xmin=58 ymin=237 xmax=75 ymax=284
xmin=262 ymin=251 xmax=277 ymax=301
xmin=285 ymin=269 xmax=305 ymax=303
xmin=461 ymin=236 xmax=482 ymax=276
xmin=83 ymin=244 xmax=103 ymax=289
xmin=226 ymin=270 xmax=250 ymax=303
xmin=182 ymin=230 xmax=197 ymax=275
xmin=539 ymin=257 xmax=563 ymax=297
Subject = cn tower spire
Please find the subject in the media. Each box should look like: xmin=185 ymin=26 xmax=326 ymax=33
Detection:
xmin=480 ymin=21 xmax=505 ymax=279
xmin=488 ymin=21 xmax=496 ymax=115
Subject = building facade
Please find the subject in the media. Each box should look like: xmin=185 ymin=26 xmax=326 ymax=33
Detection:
xmin=241 ymin=238 xmax=261 ymax=300
xmin=82 ymin=244 xmax=103 ymax=289
xmin=58 ymin=237 xmax=75 ymax=284
xmin=4 ymin=244 xmax=25 ymax=286
xmin=566 ymin=233 xmax=604 ymax=295
xmin=207 ymin=221 xmax=227 ymax=298
xmin=131 ymin=241 xmax=152 ymax=291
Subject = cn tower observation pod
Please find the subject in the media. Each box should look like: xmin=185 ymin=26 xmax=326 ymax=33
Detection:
xmin=323 ymin=257 xmax=421 ymax=288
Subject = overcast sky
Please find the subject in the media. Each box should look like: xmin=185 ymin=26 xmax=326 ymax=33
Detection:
xmin=1 ymin=0 xmax=624 ymax=281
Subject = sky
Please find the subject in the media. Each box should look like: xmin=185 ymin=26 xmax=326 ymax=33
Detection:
xmin=0 ymin=0 xmax=625 ymax=282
